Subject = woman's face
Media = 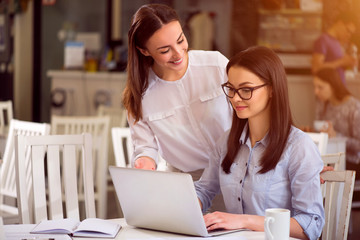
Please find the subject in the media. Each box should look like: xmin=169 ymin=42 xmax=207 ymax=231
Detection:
xmin=227 ymin=66 xmax=271 ymax=121
xmin=139 ymin=21 xmax=188 ymax=75
xmin=313 ymin=76 xmax=333 ymax=102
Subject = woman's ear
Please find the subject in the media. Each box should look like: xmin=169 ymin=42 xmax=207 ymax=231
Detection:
xmin=137 ymin=47 xmax=150 ymax=56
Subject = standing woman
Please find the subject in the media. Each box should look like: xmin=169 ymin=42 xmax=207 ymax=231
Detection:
xmin=313 ymin=67 xmax=360 ymax=174
xmin=123 ymin=4 xmax=232 ymax=178
xmin=195 ymin=46 xmax=324 ymax=240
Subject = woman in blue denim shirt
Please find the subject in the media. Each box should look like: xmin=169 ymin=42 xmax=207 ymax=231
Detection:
xmin=195 ymin=46 xmax=324 ymax=240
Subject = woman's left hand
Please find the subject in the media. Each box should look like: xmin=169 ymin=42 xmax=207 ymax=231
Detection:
xmin=203 ymin=211 xmax=244 ymax=231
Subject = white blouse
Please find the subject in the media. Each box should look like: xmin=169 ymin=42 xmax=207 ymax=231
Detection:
xmin=128 ymin=50 xmax=233 ymax=172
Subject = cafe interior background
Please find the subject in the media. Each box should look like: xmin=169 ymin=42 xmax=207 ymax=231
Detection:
xmin=0 ymin=0 xmax=360 ymax=238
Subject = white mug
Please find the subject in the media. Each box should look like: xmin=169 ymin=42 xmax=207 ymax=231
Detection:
xmin=264 ymin=208 xmax=290 ymax=240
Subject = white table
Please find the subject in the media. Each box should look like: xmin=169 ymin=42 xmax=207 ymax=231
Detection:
xmin=4 ymin=218 xmax=300 ymax=240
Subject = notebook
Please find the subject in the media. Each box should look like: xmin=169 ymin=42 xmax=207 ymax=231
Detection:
xmin=109 ymin=166 xmax=243 ymax=237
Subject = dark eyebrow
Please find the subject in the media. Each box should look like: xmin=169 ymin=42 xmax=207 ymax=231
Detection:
xmin=226 ymin=81 xmax=254 ymax=88
xmin=156 ymin=32 xmax=183 ymax=50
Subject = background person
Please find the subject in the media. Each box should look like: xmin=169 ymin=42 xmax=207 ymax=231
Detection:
xmin=312 ymin=11 xmax=357 ymax=84
xmin=195 ymin=46 xmax=324 ymax=240
xmin=122 ymin=3 xmax=232 ymax=181
xmin=313 ymin=67 xmax=360 ymax=175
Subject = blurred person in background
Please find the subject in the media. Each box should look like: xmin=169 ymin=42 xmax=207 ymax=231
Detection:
xmin=312 ymin=11 xmax=358 ymax=84
xmin=313 ymin=67 xmax=360 ymax=176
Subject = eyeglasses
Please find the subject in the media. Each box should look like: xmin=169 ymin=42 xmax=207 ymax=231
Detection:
xmin=221 ymin=83 xmax=268 ymax=100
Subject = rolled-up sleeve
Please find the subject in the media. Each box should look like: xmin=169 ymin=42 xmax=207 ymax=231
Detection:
xmin=195 ymin=134 xmax=227 ymax=212
xmin=288 ymin=134 xmax=325 ymax=240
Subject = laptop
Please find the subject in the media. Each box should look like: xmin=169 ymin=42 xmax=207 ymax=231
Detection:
xmin=109 ymin=166 xmax=244 ymax=237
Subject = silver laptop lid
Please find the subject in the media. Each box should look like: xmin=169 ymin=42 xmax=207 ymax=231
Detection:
xmin=109 ymin=166 xmax=210 ymax=236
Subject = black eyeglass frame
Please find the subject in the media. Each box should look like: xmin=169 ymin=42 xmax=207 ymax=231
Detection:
xmin=221 ymin=83 xmax=268 ymax=100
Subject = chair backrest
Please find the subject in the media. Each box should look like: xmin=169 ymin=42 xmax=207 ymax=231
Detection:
xmin=306 ymin=132 xmax=329 ymax=155
xmin=0 ymin=217 xmax=4 ymax=240
xmin=321 ymin=170 xmax=355 ymax=240
xmin=97 ymin=105 xmax=127 ymax=167
xmin=321 ymin=152 xmax=345 ymax=171
xmin=97 ymin=105 xmax=127 ymax=128
xmin=111 ymin=127 xmax=132 ymax=167
xmin=0 ymin=119 xmax=50 ymax=218
xmin=50 ymin=115 xmax=110 ymax=219
xmin=15 ymin=133 xmax=96 ymax=224
xmin=0 ymin=100 xmax=14 ymax=136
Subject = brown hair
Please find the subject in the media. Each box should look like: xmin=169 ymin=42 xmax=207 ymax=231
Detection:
xmin=221 ymin=46 xmax=293 ymax=174
xmin=122 ymin=4 xmax=180 ymax=122
xmin=314 ymin=68 xmax=352 ymax=117
xmin=315 ymin=68 xmax=351 ymax=101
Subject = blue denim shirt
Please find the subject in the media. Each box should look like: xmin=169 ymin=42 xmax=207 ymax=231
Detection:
xmin=195 ymin=126 xmax=324 ymax=240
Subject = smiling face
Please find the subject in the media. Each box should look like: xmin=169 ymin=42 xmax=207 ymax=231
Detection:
xmin=227 ymin=66 xmax=271 ymax=121
xmin=138 ymin=21 xmax=188 ymax=79
xmin=313 ymin=76 xmax=333 ymax=102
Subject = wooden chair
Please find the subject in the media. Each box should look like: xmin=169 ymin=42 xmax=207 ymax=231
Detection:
xmin=15 ymin=133 xmax=96 ymax=224
xmin=97 ymin=105 xmax=127 ymax=168
xmin=321 ymin=152 xmax=345 ymax=171
xmin=0 ymin=119 xmax=50 ymax=224
xmin=111 ymin=127 xmax=132 ymax=168
xmin=321 ymin=170 xmax=355 ymax=240
xmin=307 ymin=132 xmax=329 ymax=155
xmin=111 ymin=127 xmax=167 ymax=170
xmin=0 ymin=100 xmax=13 ymax=137
xmin=0 ymin=217 xmax=4 ymax=240
xmin=50 ymin=115 xmax=110 ymax=219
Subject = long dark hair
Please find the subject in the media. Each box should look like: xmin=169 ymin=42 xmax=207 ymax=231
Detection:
xmin=314 ymin=68 xmax=351 ymax=117
xmin=123 ymin=4 xmax=180 ymax=122
xmin=221 ymin=46 xmax=293 ymax=174
xmin=315 ymin=68 xmax=351 ymax=101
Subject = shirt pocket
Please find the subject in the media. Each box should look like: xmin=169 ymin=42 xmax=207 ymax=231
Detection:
xmin=148 ymin=109 xmax=176 ymax=122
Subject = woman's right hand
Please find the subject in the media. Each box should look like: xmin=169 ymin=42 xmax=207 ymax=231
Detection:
xmin=134 ymin=157 xmax=156 ymax=170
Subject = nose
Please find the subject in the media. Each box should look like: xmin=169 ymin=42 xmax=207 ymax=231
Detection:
xmin=173 ymin=45 xmax=182 ymax=58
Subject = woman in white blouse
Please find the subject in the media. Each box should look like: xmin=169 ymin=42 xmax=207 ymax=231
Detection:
xmin=123 ymin=4 xmax=232 ymax=177
xmin=195 ymin=46 xmax=324 ymax=240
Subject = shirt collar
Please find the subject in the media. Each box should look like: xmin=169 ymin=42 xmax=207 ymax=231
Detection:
xmin=239 ymin=122 xmax=270 ymax=148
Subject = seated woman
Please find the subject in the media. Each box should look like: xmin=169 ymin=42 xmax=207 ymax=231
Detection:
xmin=195 ymin=46 xmax=324 ymax=240
xmin=313 ymin=67 xmax=360 ymax=174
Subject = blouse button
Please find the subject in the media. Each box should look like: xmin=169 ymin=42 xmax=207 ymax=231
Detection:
xmin=239 ymin=179 xmax=242 ymax=184
xmin=314 ymin=217 xmax=318 ymax=221
xmin=238 ymin=197 xmax=241 ymax=201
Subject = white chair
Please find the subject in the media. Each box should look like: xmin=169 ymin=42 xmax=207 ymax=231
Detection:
xmin=111 ymin=127 xmax=132 ymax=168
xmin=97 ymin=105 xmax=127 ymax=167
xmin=0 ymin=217 xmax=4 ymax=240
xmin=51 ymin=115 xmax=110 ymax=219
xmin=320 ymin=170 xmax=355 ymax=240
xmin=307 ymin=132 xmax=329 ymax=155
xmin=111 ymin=127 xmax=167 ymax=170
xmin=0 ymin=100 xmax=13 ymax=137
xmin=321 ymin=152 xmax=345 ymax=171
xmin=15 ymin=133 xmax=96 ymax=224
xmin=0 ymin=119 xmax=50 ymax=224
xmin=97 ymin=105 xmax=127 ymax=128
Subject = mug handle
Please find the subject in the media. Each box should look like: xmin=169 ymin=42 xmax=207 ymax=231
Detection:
xmin=264 ymin=216 xmax=275 ymax=240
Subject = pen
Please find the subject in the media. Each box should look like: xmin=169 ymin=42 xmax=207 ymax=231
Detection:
xmin=21 ymin=238 xmax=55 ymax=240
